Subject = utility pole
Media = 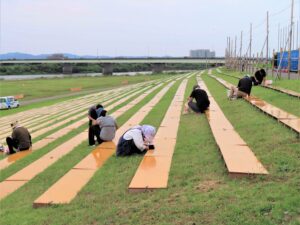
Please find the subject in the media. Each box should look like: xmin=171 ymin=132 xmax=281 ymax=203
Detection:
xmin=250 ymin=23 xmax=252 ymax=63
xmin=228 ymin=37 xmax=231 ymax=67
xmin=240 ymin=31 xmax=243 ymax=72
xmin=234 ymin=36 xmax=237 ymax=70
xmin=278 ymin=24 xmax=280 ymax=51
xmin=0 ymin=0 xmax=2 ymax=54
xmin=288 ymin=0 xmax=294 ymax=79
xmin=266 ymin=11 xmax=269 ymax=69
xmin=249 ymin=23 xmax=252 ymax=73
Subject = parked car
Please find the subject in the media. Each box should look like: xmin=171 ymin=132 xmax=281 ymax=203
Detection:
xmin=0 ymin=96 xmax=20 ymax=109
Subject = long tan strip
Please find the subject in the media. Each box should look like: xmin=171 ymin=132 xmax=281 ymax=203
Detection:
xmin=0 ymin=79 xmax=156 ymax=129
xmin=32 ymin=79 xmax=179 ymax=206
xmin=0 ymin=81 xmax=152 ymax=136
xmin=198 ymin=75 xmax=268 ymax=176
xmin=128 ymin=79 xmax=188 ymax=191
xmin=209 ymin=73 xmax=300 ymax=135
xmin=0 ymin=79 xmax=168 ymax=200
xmin=0 ymin=83 xmax=156 ymax=170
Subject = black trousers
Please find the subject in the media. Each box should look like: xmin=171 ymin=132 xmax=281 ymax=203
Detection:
xmin=116 ymin=137 xmax=145 ymax=157
xmin=6 ymin=137 xmax=30 ymax=154
xmin=88 ymin=124 xmax=101 ymax=145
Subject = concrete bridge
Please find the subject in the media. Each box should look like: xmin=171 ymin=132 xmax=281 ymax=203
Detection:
xmin=0 ymin=57 xmax=225 ymax=75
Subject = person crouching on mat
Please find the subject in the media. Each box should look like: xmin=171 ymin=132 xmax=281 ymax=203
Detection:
xmin=93 ymin=110 xmax=118 ymax=145
xmin=116 ymin=125 xmax=156 ymax=156
xmin=228 ymin=75 xmax=252 ymax=100
xmin=184 ymin=84 xmax=210 ymax=114
xmin=5 ymin=121 xmax=32 ymax=155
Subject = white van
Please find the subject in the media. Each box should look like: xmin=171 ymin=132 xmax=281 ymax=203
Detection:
xmin=0 ymin=96 xmax=20 ymax=109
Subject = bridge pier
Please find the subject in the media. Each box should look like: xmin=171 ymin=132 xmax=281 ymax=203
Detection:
xmin=152 ymin=63 xmax=165 ymax=74
xmin=102 ymin=63 xmax=113 ymax=75
xmin=63 ymin=64 xmax=73 ymax=74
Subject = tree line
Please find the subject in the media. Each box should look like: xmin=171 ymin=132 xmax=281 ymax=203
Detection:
xmin=0 ymin=63 xmax=211 ymax=75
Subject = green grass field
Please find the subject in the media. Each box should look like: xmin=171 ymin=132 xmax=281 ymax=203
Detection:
xmin=0 ymin=71 xmax=299 ymax=225
xmin=0 ymin=74 xmax=172 ymax=117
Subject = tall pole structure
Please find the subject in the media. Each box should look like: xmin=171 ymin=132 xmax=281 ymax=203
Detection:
xmin=288 ymin=0 xmax=294 ymax=79
xmin=240 ymin=31 xmax=243 ymax=72
xmin=0 ymin=0 xmax=2 ymax=54
xmin=278 ymin=24 xmax=280 ymax=51
xmin=266 ymin=11 xmax=269 ymax=68
xmin=234 ymin=35 xmax=237 ymax=70
xmin=250 ymin=23 xmax=252 ymax=61
xmin=249 ymin=23 xmax=252 ymax=73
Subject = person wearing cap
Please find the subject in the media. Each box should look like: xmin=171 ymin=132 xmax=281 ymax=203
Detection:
xmin=228 ymin=75 xmax=253 ymax=100
xmin=5 ymin=121 xmax=32 ymax=154
xmin=88 ymin=104 xmax=103 ymax=146
xmin=93 ymin=110 xmax=118 ymax=144
xmin=116 ymin=125 xmax=156 ymax=156
xmin=184 ymin=84 xmax=210 ymax=114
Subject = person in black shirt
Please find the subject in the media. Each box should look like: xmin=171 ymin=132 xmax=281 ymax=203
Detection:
xmin=252 ymin=69 xmax=267 ymax=85
xmin=184 ymin=84 xmax=210 ymax=113
xmin=229 ymin=75 xmax=252 ymax=99
xmin=88 ymin=104 xmax=103 ymax=146
xmin=5 ymin=121 xmax=32 ymax=154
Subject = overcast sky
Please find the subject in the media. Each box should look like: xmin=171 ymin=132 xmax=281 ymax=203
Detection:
xmin=0 ymin=0 xmax=299 ymax=56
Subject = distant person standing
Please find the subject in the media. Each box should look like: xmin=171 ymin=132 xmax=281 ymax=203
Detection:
xmin=228 ymin=75 xmax=252 ymax=99
xmin=88 ymin=104 xmax=103 ymax=146
xmin=5 ymin=121 xmax=32 ymax=154
xmin=184 ymin=84 xmax=210 ymax=114
xmin=93 ymin=110 xmax=118 ymax=144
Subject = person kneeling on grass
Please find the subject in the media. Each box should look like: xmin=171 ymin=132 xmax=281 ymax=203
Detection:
xmin=93 ymin=110 xmax=118 ymax=145
xmin=184 ymin=84 xmax=210 ymax=114
xmin=4 ymin=121 xmax=32 ymax=155
xmin=228 ymin=75 xmax=252 ymax=100
xmin=116 ymin=125 xmax=156 ymax=156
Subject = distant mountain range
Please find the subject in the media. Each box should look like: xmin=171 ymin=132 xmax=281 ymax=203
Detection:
xmin=0 ymin=52 xmax=111 ymax=60
xmin=0 ymin=52 xmax=174 ymax=60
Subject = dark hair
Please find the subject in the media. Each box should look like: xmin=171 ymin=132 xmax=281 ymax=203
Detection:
xmin=96 ymin=104 xmax=103 ymax=109
xmin=193 ymin=84 xmax=200 ymax=90
xmin=260 ymin=69 xmax=266 ymax=77
xmin=100 ymin=109 xmax=107 ymax=117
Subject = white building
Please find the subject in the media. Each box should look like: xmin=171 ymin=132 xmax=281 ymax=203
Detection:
xmin=190 ymin=49 xmax=215 ymax=58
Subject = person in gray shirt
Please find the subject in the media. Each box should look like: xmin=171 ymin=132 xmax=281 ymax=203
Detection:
xmin=94 ymin=110 xmax=118 ymax=144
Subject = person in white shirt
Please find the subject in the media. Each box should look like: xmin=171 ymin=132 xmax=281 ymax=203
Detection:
xmin=116 ymin=125 xmax=156 ymax=156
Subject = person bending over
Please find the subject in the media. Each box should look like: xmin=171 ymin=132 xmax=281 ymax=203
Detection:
xmin=93 ymin=110 xmax=118 ymax=144
xmin=116 ymin=125 xmax=156 ymax=156
xmin=5 ymin=121 xmax=32 ymax=154
xmin=229 ymin=75 xmax=252 ymax=100
xmin=184 ymin=84 xmax=210 ymax=114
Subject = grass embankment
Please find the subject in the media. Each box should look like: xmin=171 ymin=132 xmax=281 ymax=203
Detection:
xmin=219 ymin=68 xmax=300 ymax=93
xmin=213 ymin=69 xmax=300 ymax=117
xmin=1 ymin=72 xmax=300 ymax=224
xmin=0 ymin=74 xmax=170 ymax=117
xmin=0 ymin=77 xmax=172 ymax=177
xmin=0 ymin=74 xmax=190 ymax=225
